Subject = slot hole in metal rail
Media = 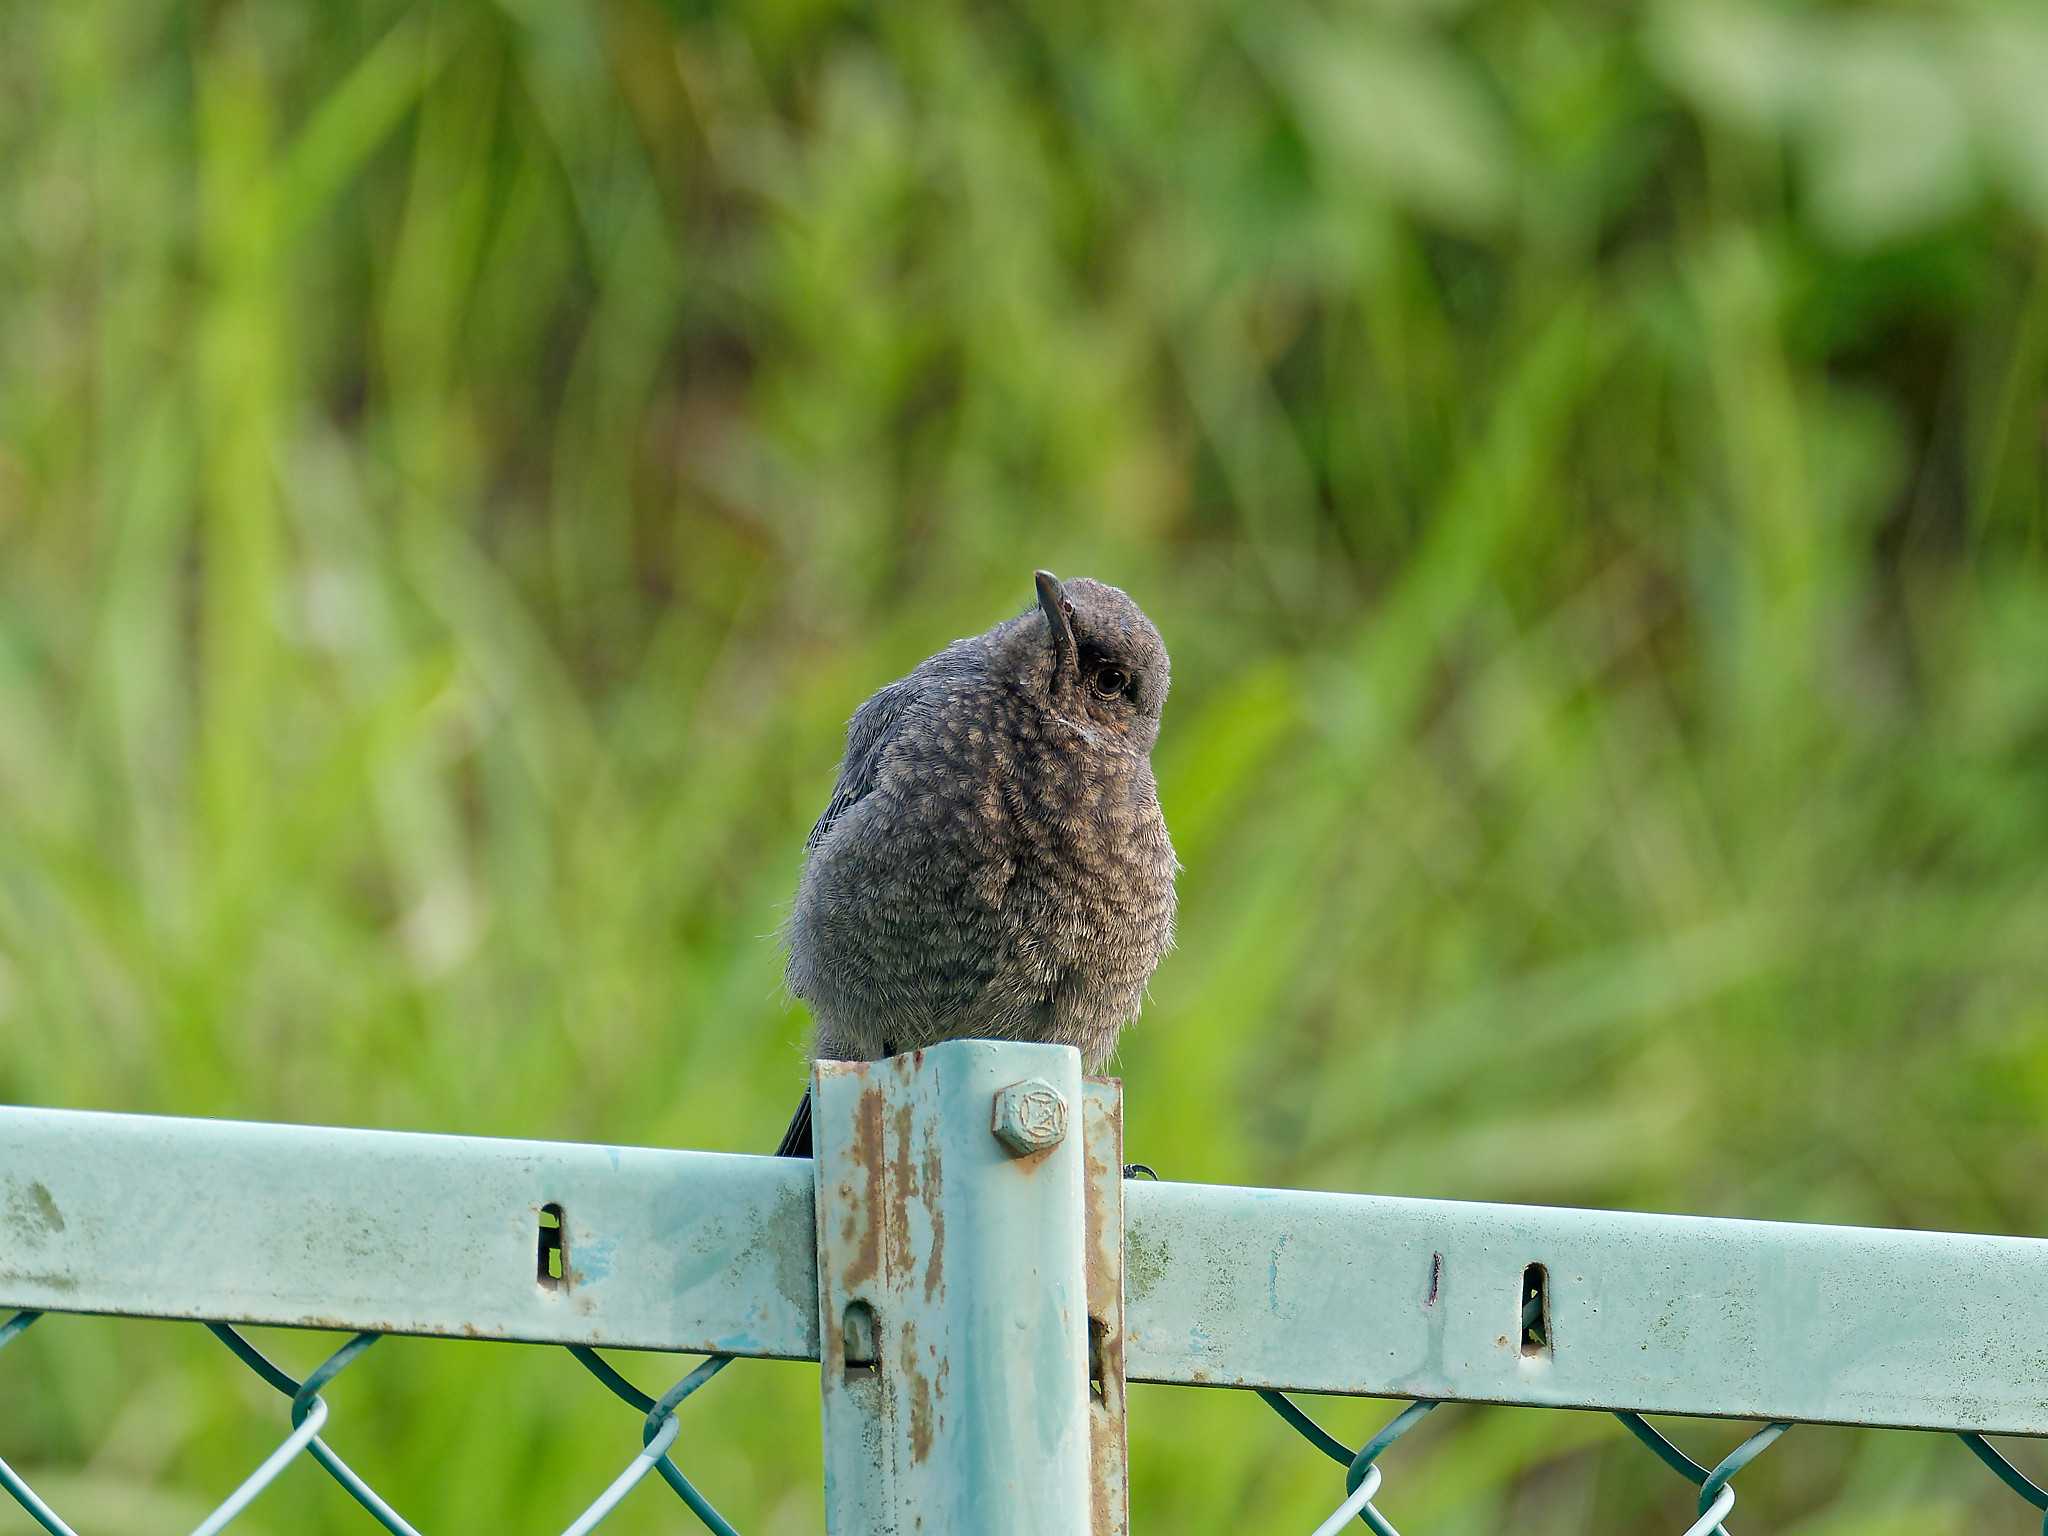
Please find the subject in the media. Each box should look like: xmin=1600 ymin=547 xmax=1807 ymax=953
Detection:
xmin=1520 ymin=1263 xmax=1549 ymax=1355
xmin=843 ymin=1300 xmax=878 ymax=1376
xmin=537 ymin=1203 xmax=566 ymax=1290
xmin=1088 ymin=1316 xmax=1108 ymax=1401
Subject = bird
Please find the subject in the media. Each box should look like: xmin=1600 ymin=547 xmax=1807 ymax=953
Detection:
xmin=775 ymin=570 xmax=1177 ymax=1157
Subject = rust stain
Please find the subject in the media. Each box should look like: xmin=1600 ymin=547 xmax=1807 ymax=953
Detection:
xmin=903 ymin=1317 xmax=935 ymax=1464
xmin=276 ymin=1314 xmax=413 ymax=1334
xmin=921 ymin=1115 xmax=946 ymax=1303
xmin=1426 ymin=1251 xmax=1442 ymax=1306
xmin=1083 ymin=1081 xmax=1129 ymax=1536
xmin=1083 ymin=1139 xmax=1111 ymax=1296
xmin=840 ymin=1085 xmax=887 ymax=1291
xmin=885 ymin=1101 xmax=916 ymax=1279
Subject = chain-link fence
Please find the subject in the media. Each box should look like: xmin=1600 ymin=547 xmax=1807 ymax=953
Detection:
xmin=8 ymin=1039 xmax=2048 ymax=1534
xmin=0 ymin=1310 xmax=744 ymax=1536
xmin=1254 ymin=1390 xmax=2048 ymax=1536
xmin=9 ymin=1307 xmax=2048 ymax=1535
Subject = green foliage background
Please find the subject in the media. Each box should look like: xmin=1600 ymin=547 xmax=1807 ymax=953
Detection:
xmin=4 ymin=0 xmax=2047 ymax=1529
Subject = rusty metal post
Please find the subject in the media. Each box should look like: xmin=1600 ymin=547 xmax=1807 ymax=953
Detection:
xmin=812 ymin=1040 xmax=1100 ymax=1535
xmin=1081 ymin=1078 xmax=1130 ymax=1536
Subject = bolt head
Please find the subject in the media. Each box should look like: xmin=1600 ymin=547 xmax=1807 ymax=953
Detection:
xmin=991 ymin=1078 xmax=1069 ymax=1156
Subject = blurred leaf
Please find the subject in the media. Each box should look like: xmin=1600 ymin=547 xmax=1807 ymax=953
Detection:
xmin=1801 ymin=20 xmax=1972 ymax=249
xmin=1262 ymin=11 xmax=1516 ymax=233
xmin=1964 ymin=13 xmax=2048 ymax=228
xmin=1646 ymin=0 xmax=1810 ymax=136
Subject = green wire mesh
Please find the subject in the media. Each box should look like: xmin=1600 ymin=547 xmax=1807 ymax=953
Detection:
xmin=9 ymin=1304 xmax=2048 ymax=1533
xmin=0 ymin=1310 xmax=742 ymax=1536
xmin=1256 ymin=1386 xmax=2048 ymax=1535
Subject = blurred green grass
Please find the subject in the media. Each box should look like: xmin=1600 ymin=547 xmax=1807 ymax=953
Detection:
xmin=3 ymin=0 xmax=2047 ymax=1530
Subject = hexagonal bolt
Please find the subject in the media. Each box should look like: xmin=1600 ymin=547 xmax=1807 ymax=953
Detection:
xmin=991 ymin=1078 xmax=1069 ymax=1157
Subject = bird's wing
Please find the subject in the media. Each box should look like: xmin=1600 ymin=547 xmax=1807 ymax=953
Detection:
xmin=805 ymin=677 xmax=916 ymax=850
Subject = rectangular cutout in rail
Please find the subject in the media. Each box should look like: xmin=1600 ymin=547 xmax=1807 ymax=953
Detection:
xmin=537 ymin=1203 xmax=566 ymax=1290
xmin=1520 ymin=1263 xmax=1548 ymax=1355
xmin=842 ymin=1300 xmax=877 ymax=1375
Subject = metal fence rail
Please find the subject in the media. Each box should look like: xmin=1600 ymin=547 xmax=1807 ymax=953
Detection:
xmin=6 ymin=1038 xmax=2048 ymax=1533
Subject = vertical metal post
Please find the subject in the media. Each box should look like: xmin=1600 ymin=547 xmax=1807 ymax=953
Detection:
xmin=1081 ymin=1078 xmax=1130 ymax=1536
xmin=813 ymin=1040 xmax=1095 ymax=1534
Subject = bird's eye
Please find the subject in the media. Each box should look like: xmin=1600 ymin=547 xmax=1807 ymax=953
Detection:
xmin=1091 ymin=664 xmax=1129 ymax=699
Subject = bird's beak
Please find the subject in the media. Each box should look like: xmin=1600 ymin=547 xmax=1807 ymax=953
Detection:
xmin=1035 ymin=569 xmax=1077 ymax=679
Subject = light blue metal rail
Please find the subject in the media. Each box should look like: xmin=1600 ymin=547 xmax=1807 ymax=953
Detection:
xmin=5 ymin=1039 xmax=2048 ymax=1533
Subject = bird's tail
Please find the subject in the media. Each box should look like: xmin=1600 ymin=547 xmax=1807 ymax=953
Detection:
xmin=773 ymin=1089 xmax=813 ymax=1158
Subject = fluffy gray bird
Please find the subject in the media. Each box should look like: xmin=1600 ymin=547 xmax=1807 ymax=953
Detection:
xmin=776 ymin=571 xmax=1177 ymax=1156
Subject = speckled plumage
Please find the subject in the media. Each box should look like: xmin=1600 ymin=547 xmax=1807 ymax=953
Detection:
xmin=777 ymin=573 xmax=1176 ymax=1155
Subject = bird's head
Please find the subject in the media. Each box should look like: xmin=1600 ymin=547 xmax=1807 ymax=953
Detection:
xmin=1013 ymin=570 xmax=1170 ymax=754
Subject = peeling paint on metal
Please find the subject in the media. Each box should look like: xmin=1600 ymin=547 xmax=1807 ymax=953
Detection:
xmin=569 ymin=1234 xmax=615 ymax=1286
xmin=1267 ymin=1233 xmax=1288 ymax=1314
